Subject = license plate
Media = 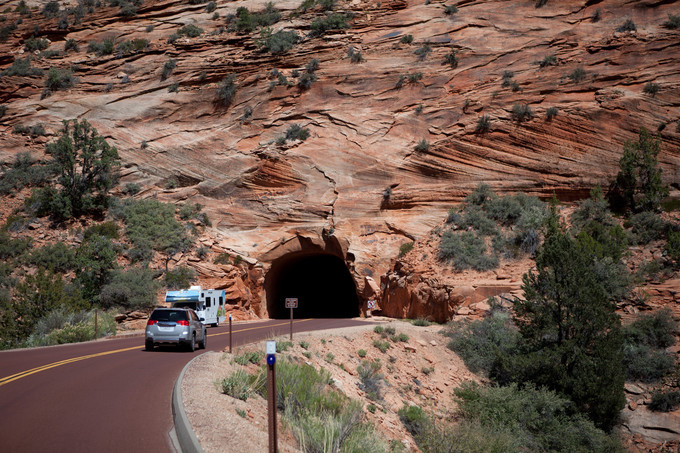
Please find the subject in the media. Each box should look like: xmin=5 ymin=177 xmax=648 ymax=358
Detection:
xmin=158 ymin=327 xmax=174 ymax=332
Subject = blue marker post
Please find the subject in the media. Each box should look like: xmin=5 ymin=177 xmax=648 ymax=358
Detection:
xmin=266 ymin=341 xmax=277 ymax=453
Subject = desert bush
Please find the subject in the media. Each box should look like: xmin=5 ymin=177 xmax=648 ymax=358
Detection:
xmin=205 ymin=1 xmax=216 ymax=13
xmin=297 ymin=72 xmax=317 ymax=90
xmin=178 ymin=24 xmax=203 ymax=37
xmin=13 ymin=124 xmax=46 ymax=136
xmin=1 ymin=57 xmax=44 ymax=77
xmin=213 ymin=253 xmax=231 ymax=265
xmin=310 ymin=12 xmax=348 ymax=36
xmin=449 ymin=382 xmax=624 ymax=452
xmin=649 ymin=391 xmax=680 ymax=412
xmin=568 ymin=67 xmax=586 ymax=83
xmin=24 ymin=37 xmax=49 ymax=52
xmin=357 ymin=349 xmax=367 ymax=357
xmin=622 ymin=308 xmax=677 ymax=349
xmin=234 ymin=350 xmax=265 ymax=365
xmin=511 ymin=103 xmax=533 ymax=123
xmin=400 ymin=34 xmax=413 ymax=44
xmin=444 ymin=4 xmax=457 ymax=15
xmin=279 ymin=124 xmax=310 ymax=144
xmin=88 ymin=38 xmax=114 ymax=55
xmin=0 ymin=231 xmax=32 ymax=260
xmin=626 ymin=211 xmax=671 ymax=244
xmin=663 ymin=13 xmax=680 ymax=29
xmin=462 ymin=205 xmax=500 ymax=235
xmin=373 ymin=339 xmax=390 ymax=353
xmin=411 ymin=318 xmax=431 ymax=326
xmin=123 ymin=182 xmax=141 ymax=195
xmin=100 ymin=266 xmax=158 ymax=310
xmin=42 ymin=1 xmax=60 ymax=16
xmin=398 ymin=241 xmax=413 ymax=257
xmin=27 ymin=308 xmax=116 ymax=347
xmin=84 ymin=221 xmax=119 ymax=240
xmin=115 ymin=38 xmax=148 ymax=55
xmin=643 ymin=82 xmax=659 ymax=96
xmin=439 ymin=230 xmax=498 ymax=270
xmin=347 ymin=47 xmax=363 ymax=63
xmin=414 ymin=43 xmax=431 ymax=61
xmin=623 ymin=343 xmax=675 ymax=382
xmin=539 ymin=54 xmax=556 ymax=67
xmin=0 ymin=151 xmax=51 ymax=195
xmin=26 ymin=241 xmax=76 ymax=272
xmin=617 ymin=19 xmax=636 ymax=33
xmin=357 ymin=359 xmax=383 ymax=401
xmin=444 ymin=49 xmax=458 ymax=68
xmin=64 ymin=38 xmax=79 ymax=52
xmin=398 ymin=404 xmax=429 ymax=436
xmin=546 ymin=106 xmax=558 ymax=120
xmin=257 ymin=27 xmax=298 ymax=54
xmin=445 ymin=311 xmax=519 ymax=376
xmin=414 ymin=139 xmax=429 ymax=152
xmin=221 ymin=369 xmax=259 ymax=401
xmin=216 ymin=74 xmax=237 ymax=106
xmin=161 ymin=59 xmax=176 ymax=80
xmin=231 ymin=3 xmax=280 ymax=33
xmin=667 ymin=231 xmax=680 ymax=266
xmin=164 ymin=265 xmax=196 ymax=289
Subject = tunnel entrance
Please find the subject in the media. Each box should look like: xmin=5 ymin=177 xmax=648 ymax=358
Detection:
xmin=264 ymin=252 xmax=360 ymax=319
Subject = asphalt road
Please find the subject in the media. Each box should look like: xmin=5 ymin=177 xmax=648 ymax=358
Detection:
xmin=0 ymin=317 xmax=367 ymax=453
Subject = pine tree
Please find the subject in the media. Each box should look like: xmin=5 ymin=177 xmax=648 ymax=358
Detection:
xmin=610 ymin=127 xmax=668 ymax=213
xmin=513 ymin=204 xmax=625 ymax=431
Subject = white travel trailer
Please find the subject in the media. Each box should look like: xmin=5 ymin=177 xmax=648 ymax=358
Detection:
xmin=165 ymin=286 xmax=226 ymax=327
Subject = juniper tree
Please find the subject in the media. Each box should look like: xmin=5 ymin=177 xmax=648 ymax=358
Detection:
xmin=511 ymin=204 xmax=626 ymax=431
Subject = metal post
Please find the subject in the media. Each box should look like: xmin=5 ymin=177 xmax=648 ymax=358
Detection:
xmin=290 ymin=307 xmax=293 ymax=341
xmin=267 ymin=361 xmax=277 ymax=453
xmin=94 ymin=309 xmax=98 ymax=340
xmin=229 ymin=314 xmax=233 ymax=354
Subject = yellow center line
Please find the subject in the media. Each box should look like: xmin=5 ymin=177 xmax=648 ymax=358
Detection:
xmin=0 ymin=318 xmax=312 ymax=387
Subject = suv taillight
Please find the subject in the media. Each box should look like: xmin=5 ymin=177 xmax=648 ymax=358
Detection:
xmin=176 ymin=320 xmax=189 ymax=326
xmin=147 ymin=319 xmax=158 ymax=326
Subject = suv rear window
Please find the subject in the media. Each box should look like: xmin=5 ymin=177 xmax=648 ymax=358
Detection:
xmin=150 ymin=309 xmax=188 ymax=322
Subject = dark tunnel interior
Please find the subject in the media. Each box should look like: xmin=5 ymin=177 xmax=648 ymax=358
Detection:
xmin=265 ymin=252 xmax=360 ymax=319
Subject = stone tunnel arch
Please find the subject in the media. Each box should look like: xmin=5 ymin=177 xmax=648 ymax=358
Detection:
xmin=262 ymin=235 xmax=360 ymax=319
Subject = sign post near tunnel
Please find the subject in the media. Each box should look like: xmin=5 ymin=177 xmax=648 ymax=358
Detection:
xmin=285 ymin=298 xmax=298 ymax=341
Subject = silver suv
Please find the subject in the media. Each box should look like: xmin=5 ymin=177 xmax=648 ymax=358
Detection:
xmin=145 ymin=308 xmax=207 ymax=352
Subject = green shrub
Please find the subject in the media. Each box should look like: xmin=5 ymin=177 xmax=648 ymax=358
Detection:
xmin=24 ymin=37 xmax=49 ymax=52
xmin=649 ymin=391 xmax=680 ymax=412
xmin=357 ymin=349 xmax=367 ymax=357
xmin=357 ymin=359 xmax=383 ymax=401
xmin=276 ymin=340 xmax=293 ymax=352
xmin=27 ymin=308 xmax=116 ymax=347
xmin=64 ymin=38 xmax=79 ymax=52
xmin=617 ymin=19 xmax=636 ymax=33
xmin=546 ymin=106 xmax=558 ymax=120
xmin=398 ymin=404 xmax=429 ymax=436
xmin=205 ymin=1 xmax=216 ymax=13
xmin=123 ymin=182 xmax=141 ymax=195
xmin=445 ymin=312 xmax=519 ymax=376
xmin=216 ymin=74 xmax=237 ymax=106
xmin=13 ymin=124 xmax=46 ymax=136
xmin=398 ymin=241 xmax=414 ymax=257
xmin=623 ymin=343 xmax=675 ymax=382
xmin=539 ymin=54 xmax=557 ymax=67
xmin=299 ymin=340 xmax=309 ymax=350
xmin=100 ymin=266 xmax=159 ymax=310
xmin=84 ymin=221 xmax=119 ymax=240
xmin=413 ymin=43 xmax=431 ymax=61
xmin=213 ymin=253 xmax=231 ymax=265
xmin=234 ymin=350 xmax=265 ymax=365
xmin=663 ymin=13 xmax=680 ymax=29
xmin=667 ymin=231 xmax=680 ymax=266
xmin=450 ymin=382 xmax=624 ymax=453
xmin=115 ymin=38 xmax=148 ymax=55
xmin=178 ymin=24 xmax=203 ymax=38
xmin=439 ymin=230 xmax=499 ymax=271
xmin=164 ymin=265 xmax=196 ymax=289
xmin=568 ymin=67 xmax=586 ymax=83
xmin=626 ymin=211 xmax=671 ymax=244
xmin=283 ymin=124 xmax=310 ymax=142
xmin=42 ymin=1 xmax=60 ymax=16
xmin=231 ymin=3 xmax=281 ymax=33
xmin=88 ymin=38 xmax=114 ymax=55
xmin=373 ymin=325 xmax=384 ymax=334
xmin=0 ymin=230 xmax=32 ymax=260
xmin=411 ymin=318 xmax=431 ymax=326
xmin=511 ymin=103 xmax=532 ymax=123
xmin=297 ymin=72 xmax=317 ymax=89
xmin=26 ymin=241 xmax=76 ymax=272
xmin=257 ymin=27 xmax=298 ymax=53
xmin=396 ymin=333 xmax=409 ymax=342
xmin=414 ymin=139 xmax=429 ymax=152
xmin=444 ymin=4 xmax=457 ymax=15
xmin=643 ymin=82 xmax=659 ymax=96
xmin=1 ymin=57 xmax=44 ymax=77
xmin=0 ymin=151 xmax=51 ymax=195
xmin=623 ymin=309 xmax=677 ymax=349
xmin=400 ymin=34 xmax=413 ymax=44
xmin=221 ymin=369 xmax=259 ymax=401
xmin=373 ymin=339 xmax=390 ymax=353
xmin=310 ymin=12 xmax=348 ymax=36
xmin=347 ymin=47 xmax=363 ymax=63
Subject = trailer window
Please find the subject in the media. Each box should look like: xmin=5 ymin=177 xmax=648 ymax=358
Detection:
xmin=205 ymin=297 xmax=211 ymax=307
xmin=219 ymin=296 xmax=224 ymax=307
